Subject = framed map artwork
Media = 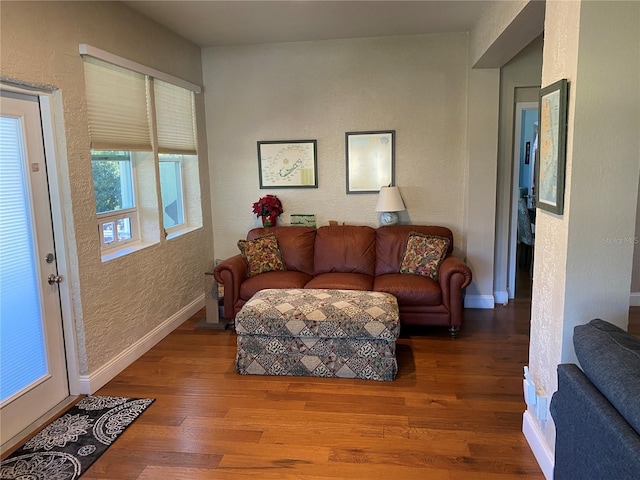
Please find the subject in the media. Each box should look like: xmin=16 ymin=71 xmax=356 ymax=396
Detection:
xmin=535 ymin=79 xmax=568 ymax=215
xmin=346 ymin=130 xmax=395 ymax=194
xmin=258 ymin=140 xmax=318 ymax=189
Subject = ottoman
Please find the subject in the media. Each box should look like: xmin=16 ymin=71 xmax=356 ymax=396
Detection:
xmin=234 ymin=289 xmax=400 ymax=381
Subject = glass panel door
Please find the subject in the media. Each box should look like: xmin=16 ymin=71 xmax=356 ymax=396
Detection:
xmin=0 ymin=91 xmax=69 ymax=448
xmin=0 ymin=115 xmax=49 ymax=403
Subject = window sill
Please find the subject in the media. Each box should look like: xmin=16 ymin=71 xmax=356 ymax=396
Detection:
xmin=100 ymin=240 xmax=156 ymax=263
xmin=100 ymin=226 xmax=201 ymax=262
xmin=166 ymin=225 xmax=201 ymax=241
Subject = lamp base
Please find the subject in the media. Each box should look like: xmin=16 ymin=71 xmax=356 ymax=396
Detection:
xmin=379 ymin=211 xmax=399 ymax=225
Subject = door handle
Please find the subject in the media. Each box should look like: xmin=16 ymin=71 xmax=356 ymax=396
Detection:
xmin=47 ymin=274 xmax=63 ymax=285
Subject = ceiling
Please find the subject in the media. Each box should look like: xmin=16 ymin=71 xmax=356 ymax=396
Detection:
xmin=124 ymin=1 xmax=496 ymax=48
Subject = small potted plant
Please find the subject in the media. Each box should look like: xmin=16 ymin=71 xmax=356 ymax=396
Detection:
xmin=252 ymin=194 xmax=283 ymax=227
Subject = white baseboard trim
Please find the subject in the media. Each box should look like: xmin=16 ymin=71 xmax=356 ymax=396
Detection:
xmin=464 ymin=294 xmax=494 ymax=309
xmin=78 ymin=295 xmax=205 ymax=394
xmin=494 ymin=290 xmax=509 ymax=306
xmin=522 ymin=410 xmax=554 ymax=480
xmin=631 ymin=292 xmax=640 ymax=307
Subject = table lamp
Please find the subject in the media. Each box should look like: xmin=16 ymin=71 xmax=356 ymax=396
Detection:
xmin=375 ymin=186 xmax=405 ymax=225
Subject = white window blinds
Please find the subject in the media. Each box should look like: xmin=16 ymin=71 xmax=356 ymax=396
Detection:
xmin=154 ymin=80 xmax=197 ymax=155
xmin=83 ymin=57 xmax=152 ymax=151
xmin=0 ymin=114 xmax=48 ymax=402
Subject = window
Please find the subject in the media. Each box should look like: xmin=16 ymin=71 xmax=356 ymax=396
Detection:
xmin=158 ymin=154 xmax=185 ymax=230
xmin=84 ymin=57 xmax=151 ymax=251
xmin=91 ymin=151 xmax=134 ymax=214
xmin=154 ymin=79 xmax=198 ymax=237
xmin=82 ymin=49 xmax=201 ymax=256
xmin=91 ymin=150 xmax=139 ymax=248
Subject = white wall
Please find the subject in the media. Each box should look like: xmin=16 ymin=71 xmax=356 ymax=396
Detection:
xmin=470 ymin=0 xmax=544 ymax=68
xmin=1 ymin=2 xmax=213 ymax=383
xmin=632 ymin=179 xmax=640 ymax=304
xmin=634 ymin=179 xmax=640 ymax=295
xmin=463 ymin=66 xmax=500 ymax=308
xmin=528 ymin=0 xmax=640 ymax=461
xmin=203 ymin=34 xmax=497 ymax=275
xmin=494 ymin=36 xmax=543 ymax=301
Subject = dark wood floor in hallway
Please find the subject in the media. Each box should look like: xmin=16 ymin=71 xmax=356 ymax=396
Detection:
xmin=84 ymin=300 xmax=554 ymax=479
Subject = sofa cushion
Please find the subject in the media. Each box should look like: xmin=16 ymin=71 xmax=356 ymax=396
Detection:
xmin=313 ymin=225 xmax=376 ymax=276
xmin=248 ymin=226 xmax=316 ymax=276
xmin=376 ymin=225 xmax=454 ymax=275
xmin=238 ymin=233 xmax=286 ymax=277
xmin=305 ymin=272 xmax=374 ymax=291
xmin=374 ymin=273 xmax=442 ymax=306
xmin=239 ymin=270 xmax=312 ymax=301
xmin=574 ymin=318 xmax=640 ymax=436
xmin=399 ymin=232 xmax=450 ymax=280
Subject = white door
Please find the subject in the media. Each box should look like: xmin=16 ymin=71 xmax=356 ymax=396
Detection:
xmin=0 ymin=91 xmax=69 ymax=446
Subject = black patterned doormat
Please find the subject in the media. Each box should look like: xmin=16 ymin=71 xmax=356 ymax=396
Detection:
xmin=1 ymin=395 xmax=154 ymax=480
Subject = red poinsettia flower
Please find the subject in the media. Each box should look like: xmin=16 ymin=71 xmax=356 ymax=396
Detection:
xmin=252 ymin=194 xmax=283 ymax=218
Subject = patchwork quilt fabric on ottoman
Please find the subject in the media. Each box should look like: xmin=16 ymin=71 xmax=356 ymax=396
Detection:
xmin=235 ymin=289 xmax=400 ymax=381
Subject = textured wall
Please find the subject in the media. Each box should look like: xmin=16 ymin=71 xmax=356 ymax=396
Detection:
xmin=528 ymin=0 xmax=581 ymax=453
xmin=529 ymin=0 xmax=640 ymax=453
xmin=203 ymin=34 xmax=472 ymax=262
xmin=0 ymin=2 xmax=213 ymax=375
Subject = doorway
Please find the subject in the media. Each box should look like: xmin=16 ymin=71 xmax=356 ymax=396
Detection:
xmin=0 ymin=90 xmax=71 ymax=448
xmin=508 ymin=101 xmax=538 ymax=300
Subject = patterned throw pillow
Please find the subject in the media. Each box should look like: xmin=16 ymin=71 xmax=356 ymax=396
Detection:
xmin=237 ymin=233 xmax=286 ymax=277
xmin=399 ymin=232 xmax=450 ymax=280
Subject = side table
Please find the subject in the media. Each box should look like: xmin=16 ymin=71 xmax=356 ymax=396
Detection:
xmin=196 ymin=271 xmax=233 ymax=330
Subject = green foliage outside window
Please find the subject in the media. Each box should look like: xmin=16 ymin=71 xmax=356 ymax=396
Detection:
xmin=91 ymin=151 xmax=133 ymax=214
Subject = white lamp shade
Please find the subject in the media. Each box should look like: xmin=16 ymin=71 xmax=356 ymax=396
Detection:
xmin=375 ymin=186 xmax=406 ymax=212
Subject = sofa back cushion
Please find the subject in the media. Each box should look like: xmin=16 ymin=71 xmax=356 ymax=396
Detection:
xmin=248 ymin=226 xmax=316 ymax=276
xmin=574 ymin=319 xmax=640 ymax=436
xmin=376 ymin=225 xmax=454 ymax=276
xmin=314 ymin=225 xmax=376 ymax=275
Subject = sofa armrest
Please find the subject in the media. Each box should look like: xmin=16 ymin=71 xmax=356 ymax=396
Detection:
xmin=551 ymin=363 xmax=640 ymax=479
xmin=213 ymin=254 xmax=247 ymax=319
xmin=438 ymin=256 xmax=472 ymax=325
xmin=439 ymin=256 xmax=472 ymax=290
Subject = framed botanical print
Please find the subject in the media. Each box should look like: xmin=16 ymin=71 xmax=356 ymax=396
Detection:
xmin=257 ymin=140 xmax=318 ymax=189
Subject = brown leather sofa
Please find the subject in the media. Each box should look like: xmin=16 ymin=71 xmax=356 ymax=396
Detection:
xmin=213 ymin=225 xmax=472 ymax=336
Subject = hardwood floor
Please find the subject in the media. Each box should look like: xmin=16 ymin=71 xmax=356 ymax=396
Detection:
xmin=83 ymin=301 xmax=547 ymax=479
xmin=7 ymin=302 xmax=635 ymax=478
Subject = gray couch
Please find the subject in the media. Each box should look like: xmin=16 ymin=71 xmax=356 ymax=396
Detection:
xmin=550 ymin=319 xmax=640 ymax=479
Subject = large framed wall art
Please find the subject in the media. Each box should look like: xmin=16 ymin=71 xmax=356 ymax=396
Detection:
xmin=536 ymin=79 xmax=568 ymax=215
xmin=257 ymin=140 xmax=318 ymax=189
xmin=345 ymin=130 xmax=395 ymax=194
